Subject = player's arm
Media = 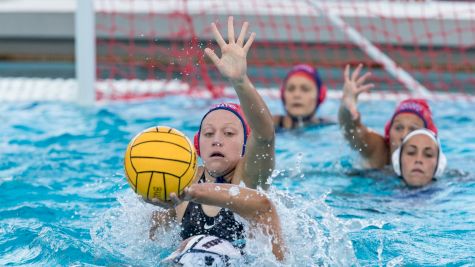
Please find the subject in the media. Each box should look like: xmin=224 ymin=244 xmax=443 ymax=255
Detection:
xmin=338 ymin=64 xmax=382 ymax=160
xmin=205 ymin=16 xmax=275 ymax=189
xmin=171 ymin=183 xmax=286 ymax=261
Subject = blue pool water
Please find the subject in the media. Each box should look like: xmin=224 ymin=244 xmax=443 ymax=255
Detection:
xmin=1 ymin=97 xmax=474 ymax=266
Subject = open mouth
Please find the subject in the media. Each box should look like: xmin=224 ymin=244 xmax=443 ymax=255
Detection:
xmin=210 ymin=152 xmax=225 ymax=158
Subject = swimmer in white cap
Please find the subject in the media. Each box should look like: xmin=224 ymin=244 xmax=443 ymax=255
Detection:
xmin=392 ymin=128 xmax=447 ymax=187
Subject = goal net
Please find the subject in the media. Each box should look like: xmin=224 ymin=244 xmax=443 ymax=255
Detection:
xmin=92 ymin=0 xmax=475 ymax=101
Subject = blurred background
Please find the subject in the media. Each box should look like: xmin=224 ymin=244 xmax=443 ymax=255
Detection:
xmin=0 ymin=0 xmax=474 ymax=102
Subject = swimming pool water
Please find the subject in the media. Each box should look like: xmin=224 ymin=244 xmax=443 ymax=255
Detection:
xmin=1 ymin=97 xmax=474 ymax=266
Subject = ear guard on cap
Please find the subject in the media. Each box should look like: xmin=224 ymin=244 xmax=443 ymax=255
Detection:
xmin=434 ymin=150 xmax=447 ymax=178
xmin=392 ymin=145 xmax=403 ymax=177
xmin=193 ymin=132 xmax=201 ymax=157
xmin=392 ymin=128 xmax=447 ymax=178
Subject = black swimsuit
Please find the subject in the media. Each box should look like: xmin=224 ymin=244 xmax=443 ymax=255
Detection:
xmin=275 ymin=115 xmax=334 ymax=131
xmin=180 ymin=172 xmax=245 ymax=245
xmin=276 ymin=115 xmax=286 ymax=130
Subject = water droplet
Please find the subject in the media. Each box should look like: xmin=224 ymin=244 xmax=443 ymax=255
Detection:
xmin=229 ymin=186 xmax=240 ymax=197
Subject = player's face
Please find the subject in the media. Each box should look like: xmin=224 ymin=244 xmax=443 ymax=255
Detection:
xmin=389 ymin=113 xmax=425 ymax=154
xmin=284 ymin=75 xmax=318 ymax=118
xmin=199 ymin=110 xmax=244 ymax=177
xmin=400 ymin=134 xmax=438 ymax=187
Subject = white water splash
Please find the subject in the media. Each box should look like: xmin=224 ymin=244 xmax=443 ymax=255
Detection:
xmin=91 ymin=186 xmax=388 ymax=266
xmin=387 ymin=256 xmax=404 ymax=267
xmin=90 ymin=192 xmax=181 ymax=265
xmin=0 ymin=176 xmax=13 ymax=186
xmin=230 ymin=188 xmax=366 ymax=266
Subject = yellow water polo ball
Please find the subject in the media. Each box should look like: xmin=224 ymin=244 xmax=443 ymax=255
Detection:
xmin=124 ymin=126 xmax=198 ymax=201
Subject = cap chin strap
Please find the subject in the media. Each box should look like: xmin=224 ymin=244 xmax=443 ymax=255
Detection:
xmin=391 ymin=129 xmax=447 ymax=178
xmin=290 ymin=113 xmax=313 ymax=124
xmin=286 ymin=106 xmax=317 ymax=128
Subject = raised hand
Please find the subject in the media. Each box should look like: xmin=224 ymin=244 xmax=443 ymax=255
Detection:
xmin=205 ymin=16 xmax=255 ymax=82
xmin=169 ymin=187 xmax=195 ymax=206
xmin=342 ymin=64 xmax=374 ymax=120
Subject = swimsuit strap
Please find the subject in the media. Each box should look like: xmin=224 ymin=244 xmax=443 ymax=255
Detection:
xmin=278 ymin=115 xmax=285 ymax=129
xmin=198 ymin=170 xmax=206 ymax=184
xmin=290 ymin=113 xmax=314 ymax=129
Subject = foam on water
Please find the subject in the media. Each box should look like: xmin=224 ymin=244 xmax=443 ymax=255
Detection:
xmin=90 ymin=186 xmax=368 ymax=266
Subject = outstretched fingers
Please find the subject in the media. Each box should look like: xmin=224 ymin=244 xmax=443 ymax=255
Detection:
xmin=357 ymin=83 xmax=374 ymax=94
xmin=227 ymin=16 xmax=235 ymax=44
xmin=243 ymin=32 xmax=256 ymax=53
xmin=236 ymin=21 xmax=249 ymax=46
xmin=344 ymin=64 xmax=351 ymax=82
xmin=204 ymin=48 xmax=220 ymax=66
xmin=351 ymin=63 xmax=363 ymax=81
xmin=356 ymin=71 xmax=372 ymax=86
xmin=211 ymin=22 xmax=226 ymax=48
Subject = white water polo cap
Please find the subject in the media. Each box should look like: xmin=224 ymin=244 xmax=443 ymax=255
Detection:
xmin=162 ymin=235 xmax=242 ymax=267
xmin=392 ymin=128 xmax=447 ymax=178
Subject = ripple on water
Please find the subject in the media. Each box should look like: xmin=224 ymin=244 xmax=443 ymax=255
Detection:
xmin=1 ymin=98 xmax=475 ymax=265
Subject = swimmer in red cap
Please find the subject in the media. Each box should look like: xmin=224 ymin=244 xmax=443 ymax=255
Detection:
xmin=273 ymin=64 xmax=332 ymax=130
xmin=339 ymin=64 xmax=438 ymax=169
xmin=147 ymin=17 xmax=280 ymax=261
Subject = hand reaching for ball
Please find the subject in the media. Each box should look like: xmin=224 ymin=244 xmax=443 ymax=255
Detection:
xmin=143 ymin=186 xmax=194 ymax=208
